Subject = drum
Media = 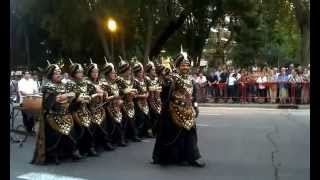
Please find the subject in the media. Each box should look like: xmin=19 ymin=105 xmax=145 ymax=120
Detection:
xmin=22 ymin=95 xmax=42 ymax=112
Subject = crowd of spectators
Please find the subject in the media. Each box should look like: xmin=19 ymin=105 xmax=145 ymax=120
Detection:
xmin=10 ymin=63 xmax=310 ymax=106
xmin=193 ymin=63 xmax=310 ymax=104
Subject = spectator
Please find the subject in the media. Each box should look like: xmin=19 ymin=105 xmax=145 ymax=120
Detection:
xmin=195 ymin=72 xmax=208 ymax=102
xmin=61 ymin=72 xmax=70 ymax=84
xmin=301 ymin=68 xmax=310 ymax=104
xmin=10 ymin=74 xmax=19 ymax=102
xmin=267 ymin=69 xmax=278 ymax=104
xmin=227 ymin=73 xmax=237 ymax=103
xmin=239 ymin=70 xmax=248 ymax=104
xmin=207 ymin=70 xmax=219 ymax=101
xmin=289 ymin=69 xmax=303 ymax=104
xmin=277 ymin=67 xmax=289 ymax=104
xmin=18 ymin=71 xmax=39 ymax=133
xmin=32 ymin=74 xmax=42 ymax=93
xmin=256 ymin=70 xmax=267 ymax=103
xmin=247 ymin=69 xmax=258 ymax=102
xmin=219 ymin=68 xmax=228 ymax=102
xmin=215 ymin=66 xmax=222 ymax=82
xmin=234 ymin=69 xmax=241 ymax=103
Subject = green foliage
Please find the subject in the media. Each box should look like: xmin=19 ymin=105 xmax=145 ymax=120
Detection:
xmin=11 ymin=0 xmax=302 ymax=69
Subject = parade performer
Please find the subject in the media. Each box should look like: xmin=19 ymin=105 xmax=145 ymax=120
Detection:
xmin=116 ymin=57 xmax=141 ymax=142
xmin=152 ymin=47 xmax=205 ymax=167
xmin=86 ymin=58 xmax=115 ymax=151
xmin=66 ymin=59 xmax=98 ymax=157
xmin=100 ymin=58 xmax=127 ymax=146
xmin=132 ymin=60 xmax=153 ymax=138
xmin=32 ymin=61 xmax=82 ymax=165
xmin=145 ymin=59 xmax=162 ymax=135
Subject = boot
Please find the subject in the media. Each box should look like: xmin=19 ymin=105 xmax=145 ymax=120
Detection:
xmin=118 ymin=134 xmax=128 ymax=147
xmin=71 ymin=149 xmax=83 ymax=160
xmin=146 ymin=129 xmax=154 ymax=138
xmin=53 ymin=156 xmax=60 ymax=165
xmin=131 ymin=136 xmax=142 ymax=142
xmin=104 ymin=142 xmax=115 ymax=151
xmin=188 ymin=159 xmax=206 ymax=168
xmin=88 ymin=147 xmax=98 ymax=157
xmin=52 ymin=151 xmax=60 ymax=165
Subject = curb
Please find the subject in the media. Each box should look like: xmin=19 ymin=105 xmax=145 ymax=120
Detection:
xmin=199 ymin=103 xmax=310 ymax=109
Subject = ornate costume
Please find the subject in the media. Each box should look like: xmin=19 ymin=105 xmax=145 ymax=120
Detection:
xmin=100 ymin=58 xmax=127 ymax=146
xmin=32 ymin=62 xmax=82 ymax=165
xmin=145 ymin=60 xmax=162 ymax=135
xmin=152 ymin=47 xmax=204 ymax=167
xmin=86 ymin=59 xmax=114 ymax=151
xmin=116 ymin=57 xmax=141 ymax=142
xmin=132 ymin=60 xmax=153 ymax=138
xmin=66 ymin=60 xmax=98 ymax=156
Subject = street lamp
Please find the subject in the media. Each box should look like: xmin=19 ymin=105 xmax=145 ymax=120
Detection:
xmin=106 ymin=18 xmax=117 ymax=60
xmin=107 ymin=18 xmax=117 ymax=32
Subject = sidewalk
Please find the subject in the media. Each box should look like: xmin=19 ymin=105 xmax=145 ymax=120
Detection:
xmin=199 ymin=103 xmax=310 ymax=109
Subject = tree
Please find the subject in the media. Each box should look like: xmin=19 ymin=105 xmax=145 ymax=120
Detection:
xmin=290 ymin=0 xmax=310 ymax=65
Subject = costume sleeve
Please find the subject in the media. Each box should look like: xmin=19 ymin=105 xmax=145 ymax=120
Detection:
xmin=192 ymin=80 xmax=198 ymax=104
xmin=42 ymin=85 xmax=56 ymax=111
xmin=116 ymin=77 xmax=130 ymax=95
xmin=160 ymin=79 xmax=172 ymax=109
xmin=86 ymin=81 xmax=96 ymax=96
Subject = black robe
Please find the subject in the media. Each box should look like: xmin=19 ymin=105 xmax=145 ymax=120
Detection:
xmin=31 ymin=81 xmax=77 ymax=164
xmin=66 ymin=80 xmax=95 ymax=155
xmin=152 ymin=76 xmax=201 ymax=164
xmin=86 ymin=79 xmax=112 ymax=150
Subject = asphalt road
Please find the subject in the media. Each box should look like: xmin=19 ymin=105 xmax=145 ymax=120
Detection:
xmin=10 ymin=107 xmax=310 ymax=180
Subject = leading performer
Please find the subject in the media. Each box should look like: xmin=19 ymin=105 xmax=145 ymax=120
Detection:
xmin=152 ymin=47 xmax=205 ymax=167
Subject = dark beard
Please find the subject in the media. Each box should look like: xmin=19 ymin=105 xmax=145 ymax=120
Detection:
xmin=179 ymin=69 xmax=190 ymax=75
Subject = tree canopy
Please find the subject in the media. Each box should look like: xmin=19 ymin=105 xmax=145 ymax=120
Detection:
xmin=10 ymin=0 xmax=309 ymax=69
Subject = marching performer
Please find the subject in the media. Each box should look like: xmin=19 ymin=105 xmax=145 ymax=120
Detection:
xmin=116 ymin=57 xmax=141 ymax=143
xmin=100 ymin=58 xmax=127 ymax=147
xmin=145 ymin=59 xmax=162 ymax=135
xmin=152 ymin=47 xmax=205 ymax=167
xmin=132 ymin=60 xmax=153 ymax=138
xmin=86 ymin=58 xmax=115 ymax=151
xmin=66 ymin=59 xmax=98 ymax=157
xmin=32 ymin=61 xmax=82 ymax=165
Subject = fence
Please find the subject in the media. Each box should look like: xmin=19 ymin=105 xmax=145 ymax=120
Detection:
xmin=197 ymin=82 xmax=310 ymax=105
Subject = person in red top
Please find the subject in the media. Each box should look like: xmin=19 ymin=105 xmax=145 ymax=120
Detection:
xmin=239 ymin=70 xmax=248 ymax=104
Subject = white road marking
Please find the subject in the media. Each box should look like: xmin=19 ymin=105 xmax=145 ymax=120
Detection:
xmin=141 ymin=139 xmax=151 ymax=143
xmin=198 ymin=113 xmax=223 ymax=116
xmin=197 ymin=123 xmax=209 ymax=127
xmin=199 ymin=112 xmax=222 ymax=116
xmin=17 ymin=172 xmax=87 ymax=180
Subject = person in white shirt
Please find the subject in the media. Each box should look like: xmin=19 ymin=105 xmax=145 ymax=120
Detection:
xmin=195 ymin=72 xmax=208 ymax=102
xmin=61 ymin=72 xmax=70 ymax=84
xmin=17 ymin=71 xmax=39 ymax=133
xmin=215 ymin=67 xmax=221 ymax=82
xmin=18 ymin=71 xmax=39 ymax=103
xmin=32 ymin=74 xmax=42 ymax=93
xmin=256 ymin=71 xmax=267 ymax=103
xmin=227 ymin=73 xmax=237 ymax=102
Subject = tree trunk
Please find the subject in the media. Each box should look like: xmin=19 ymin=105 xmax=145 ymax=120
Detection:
xmin=299 ymin=25 xmax=310 ymax=65
xmin=291 ymin=0 xmax=310 ymax=65
xmin=120 ymin=29 xmax=126 ymax=59
xmin=149 ymin=9 xmax=189 ymax=58
xmin=144 ymin=15 xmax=154 ymax=62
xmin=24 ymin=26 xmax=31 ymax=69
xmin=95 ymin=17 xmax=110 ymax=58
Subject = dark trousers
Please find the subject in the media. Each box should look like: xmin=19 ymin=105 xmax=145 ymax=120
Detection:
xmin=228 ymin=85 xmax=235 ymax=101
xmin=258 ymin=88 xmax=267 ymax=102
xmin=123 ymin=113 xmax=139 ymax=140
xmin=22 ymin=110 xmax=35 ymax=132
xmin=74 ymin=124 xmax=95 ymax=155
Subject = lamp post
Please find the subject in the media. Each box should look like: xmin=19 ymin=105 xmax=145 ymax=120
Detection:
xmin=106 ymin=18 xmax=117 ymax=61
